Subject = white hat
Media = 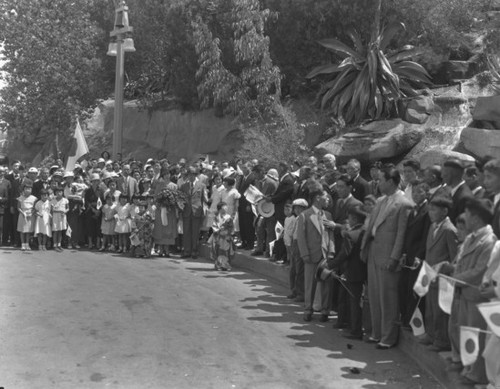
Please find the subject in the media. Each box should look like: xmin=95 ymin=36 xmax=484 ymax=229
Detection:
xmin=90 ymin=173 xmax=100 ymax=181
xmin=256 ymin=199 xmax=275 ymax=218
xmin=292 ymin=198 xmax=308 ymax=208
xmin=98 ymin=158 xmax=106 ymax=163
xmin=222 ymin=167 xmax=235 ymax=179
xmin=28 ymin=167 xmax=38 ymax=174
xmin=63 ymin=171 xmax=74 ymax=179
xmin=266 ymin=169 xmax=279 ymax=181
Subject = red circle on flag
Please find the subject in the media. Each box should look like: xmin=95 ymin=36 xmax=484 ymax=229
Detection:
xmin=465 ymin=339 xmax=476 ymax=354
xmin=491 ymin=313 xmax=500 ymax=326
xmin=421 ymin=275 xmax=429 ymax=287
xmin=412 ymin=318 xmax=422 ymax=328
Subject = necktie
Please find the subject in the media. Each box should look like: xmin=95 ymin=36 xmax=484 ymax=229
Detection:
xmin=372 ymin=196 xmax=389 ymax=236
xmin=433 ymin=222 xmax=440 ymax=238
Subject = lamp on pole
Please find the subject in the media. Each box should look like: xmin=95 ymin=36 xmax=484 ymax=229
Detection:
xmin=108 ymin=0 xmax=135 ymax=161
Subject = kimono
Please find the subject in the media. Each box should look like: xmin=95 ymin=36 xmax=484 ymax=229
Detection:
xmin=130 ymin=211 xmax=154 ymax=258
xmin=208 ymin=212 xmax=235 ymax=270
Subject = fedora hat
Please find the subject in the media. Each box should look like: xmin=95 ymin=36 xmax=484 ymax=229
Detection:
xmin=256 ymin=199 xmax=275 ymax=218
xmin=315 ymin=259 xmax=334 ymax=281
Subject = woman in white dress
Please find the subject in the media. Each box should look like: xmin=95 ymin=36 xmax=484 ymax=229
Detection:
xmin=220 ymin=177 xmax=241 ymax=232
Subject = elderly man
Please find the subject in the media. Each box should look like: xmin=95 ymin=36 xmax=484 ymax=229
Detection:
xmin=346 ymin=159 xmax=370 ymax=202
xmin=32 ymin=167 xmax=50 ymax=199
xmin=361 ymin=165 xmax=413 ymax=349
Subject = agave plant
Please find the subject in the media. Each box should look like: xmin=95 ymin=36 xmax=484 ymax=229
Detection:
xmin=307 ymin=22 xmax=432 ymax=124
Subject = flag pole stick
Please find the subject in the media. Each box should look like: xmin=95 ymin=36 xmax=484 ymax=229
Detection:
xmin=439 ymin=274 xmax=479 ymax=289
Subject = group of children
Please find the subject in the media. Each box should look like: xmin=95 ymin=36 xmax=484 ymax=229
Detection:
xmin=16 ymin=179 xmax=156 ymax=257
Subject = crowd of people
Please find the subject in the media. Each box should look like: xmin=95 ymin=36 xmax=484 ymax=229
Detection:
xmin=0 ymin=151 xmax=499 ymax=388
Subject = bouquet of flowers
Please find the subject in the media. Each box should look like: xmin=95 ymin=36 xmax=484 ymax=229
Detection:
xmin=155 ymin=188 xmax=188 ymax=211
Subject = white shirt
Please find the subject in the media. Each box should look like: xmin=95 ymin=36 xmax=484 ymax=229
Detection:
xmin=494 ymin=193 xmax=500 ymax=207
xmin=450 ymin=181 xmax=465 ymax=197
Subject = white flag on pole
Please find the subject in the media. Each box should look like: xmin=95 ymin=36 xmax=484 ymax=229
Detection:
xmin=410 ymin=306 xmax=426 ymax=337
xmin=478 ymin=301 xmax=500 ymax=337
xmin=65 ymin=118 xmax=89 ymax=171
xmin=438 ymin=276 xmax=455 ymax=314
xmin=413 ymin=261 xmax=438 ymax=297
xmin=275 ymin=221 xmax=284 ymax=239
xmin=460 ymin=326 xmax=480 ymax=366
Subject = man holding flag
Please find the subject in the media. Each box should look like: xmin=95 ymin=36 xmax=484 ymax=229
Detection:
xmin=439 ymin=199 xmax=497 ymax=386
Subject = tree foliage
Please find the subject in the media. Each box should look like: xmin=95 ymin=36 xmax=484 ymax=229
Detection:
xmin=0 ymin=0 xmax=108 ymax=147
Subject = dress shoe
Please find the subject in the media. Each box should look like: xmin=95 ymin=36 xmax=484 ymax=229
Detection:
xmin=294 ymin=296 xmax=305 ymax=303
xmin=364 ymin=337 xmax=380 ymax=344
xmin=343 ymin=333 xmax=363 ymax=340
xmin=303 ymin=313 xmax=312 ymax=322
xmin=287 ymin=293 xmax=297 ymax=299
xmin=319 ymin=314 xmax=329 ymax=322
xmin=332 ymin=322 xmax=348 ymax=329
xmin=446 ymin=362 xmax=463 ymax=372
xmin=416 ymin=336 xmax=433 ymax=346
xmin=251 ymin=250 xmax=263 ymax=256
xmin=375 ymin=343 xmax=392 ymax=350
xmin=458 ymin=375 xmax=478 ymax=386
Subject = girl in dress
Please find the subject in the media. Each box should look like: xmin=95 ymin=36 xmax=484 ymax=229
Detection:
xmin=114 ymin=194 xmax=132 ymax=253
xmin=34 ymin=189 xmax=52 ymax=250
xmin=220 ymin=176 xmax=241 ymax=232
xmin=100 ymin=195 xmax=116 ymax=252
xmin=51 ymin=187 xmax=69 ymax=252
xmin=17 ymin=179 xmax=37 ymax=251
xmin=209 ymin=202 xmax=235 ymax=271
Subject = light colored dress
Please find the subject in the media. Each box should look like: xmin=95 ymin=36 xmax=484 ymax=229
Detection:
xmin=51 ymin=197 xmax=69 ymax=231
xmin=34 ymin=199 xmax=52 ymax=237
xmin=205 ymin=184 xmax=223 ymax=229
xmin=17 ymin=195 xmax=37 ymax=233
xmin=101 ymin=204 xmax=116 ymax=235
xmin=114 ymin=203 xmax=132 ymax=233
xmin=220 ymin=187 xmax=241 ymax=232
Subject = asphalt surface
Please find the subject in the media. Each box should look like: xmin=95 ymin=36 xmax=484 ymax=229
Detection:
xmin=0 ymin=247 xmax=441 ymax=389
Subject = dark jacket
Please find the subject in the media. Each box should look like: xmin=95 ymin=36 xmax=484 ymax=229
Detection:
xmin=331 ymin=225 xmax=366 ymax=283
xmin=352 ymin=175 xmax=370 ymax=202
xmin=402 ymin=200 xmax=431 ymax=266
xmin=271 ymin=172 xmax=295 ymax=223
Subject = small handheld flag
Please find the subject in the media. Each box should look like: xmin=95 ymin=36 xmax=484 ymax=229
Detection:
xmin=438 ymin=276 xmax=455 ymax=314
xmin=410 ymin=306 xmax=426 ymax=337
xmin=478 ymin=301 xmax=500 ymax=337
xmin=413 ymin=262 xmax=437 ymax=297
xmin=460 ymin=326 xmax=480 ymax=366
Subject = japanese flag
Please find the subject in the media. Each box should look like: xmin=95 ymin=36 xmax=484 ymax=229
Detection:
xmin=275 ymin=221 xmax=284 ymax=239
xmin=413 ymin=262 xmax=437 ymax=297
xmin=478 ymin=301 xmax=500 ymax=337
xmin=66 ymin=225 xmax=72 ymax=238
xmin=410 ymin=306 xmax=426 ymax=337
xmin=438 ymin=276 xmax=455 ymax=314
xmin=460 ymin=326 xmax=480 ymax=366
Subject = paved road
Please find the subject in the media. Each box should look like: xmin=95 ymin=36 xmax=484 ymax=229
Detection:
xmin=0 ymin=248 xmax=440 ymax=389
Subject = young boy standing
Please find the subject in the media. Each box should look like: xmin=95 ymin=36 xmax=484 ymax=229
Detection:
xmin=419 ymin=196 xmax=457 ymax=351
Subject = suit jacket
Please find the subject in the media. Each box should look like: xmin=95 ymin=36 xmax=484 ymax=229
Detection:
xmin=332 ymin=194 xmax=362 ymax=225
xmin=6 ymin=172 xmax=22 ymax=207
xmin=261 ymin=176 xmax=278 ymax=197
xmin=332 ymin=225 xmax=366 ymax=283
xmin=271 ymin=173 xmax=295 ymax=223
xmin=117 ymin=176 xmax=139 ymax=200
xmin=402 ymin=201 xmax=431 ymax=265
xmin=352 ymin=175 xmax=370 ymax=202
xmin=0 ymin=178 xmax=11 ymax=214
xmin=449 ymin=183 xmax=473 ymax=224
xmin=491 ymin=199 xmax=500 ymax=239
xmin=32 ymin=179 xmax=49 ymax=200
xmin=361 ymin=191 xmax=413 ymax=266
xmin=180 ymin=178 xmax=208 ymax=218
xmin=450 ymin=225 xmax=497 ymax=301
xmin=425 ymin=217 xmax=457 ymax=267
xmin=238 ymin=172 xmax=256 ymax=210
xmin=296 ymin=207 xmax=335 ymax=264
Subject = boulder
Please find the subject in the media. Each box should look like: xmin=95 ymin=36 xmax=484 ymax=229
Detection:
xmin=402 ymin=96 xmax=438 ymax=124
xmin=86 ymin=99 xmax=239 ymax=162
xmin=460 ymin=127 xmax=500 ymax=159
xmin=315 ymin=119 xmax=424 ymax=163
xmin=472 ymin=96 xmax=500 ymax=127
xmin=405 ymin=126 xmax=463 ymax=162
xmin=419 ymin=149 xmax=475 ymax=170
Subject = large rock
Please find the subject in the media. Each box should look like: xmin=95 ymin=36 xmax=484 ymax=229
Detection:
xmin=403 ymin=96 xmax=439 ymax=124
xmin=460 ymin=127 xmax=500 ymax=158
xmin=472 ymin=96 xmax=500 ymax=127
xmin=86 ymin=100 xmax=241 ymax=162
xmin=404 ymin=126 xmax=463 ymax=162
xmin=419 ymin=149 xmax=475 ymax=170
xmin=315 ymin=119 xmax=424 ymax=163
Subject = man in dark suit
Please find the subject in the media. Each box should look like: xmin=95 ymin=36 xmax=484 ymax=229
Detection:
xmin=296 ymin=189 xmax=335 ymax=322
xmin=331 ymin=206 xmax=367 ymax=339
xmin=329 ymin=174 xmax=362 ymax=328
xmin=483 ymin=159 xmax=500 ymax=238
xmin=465 ymin=166 xmax=485 ymax=199
xmin=237 ymin=161 xmax=256 ymax=250
xmin=117 ymin=164 xmax=139 ymax=201
xmin=361 ymin=166 xmax=413 ymax=349
xmin=399 ymin=180 xmax=431 ymax=328
xmin=270 ymin=162 xmax=295 ymax=225
xmin=179 ymin=166 xmax=208 ymax=259
xmin=346 ymin=159 xmax=370 ymax=202
xmin=5 ymin=160 xmax=23 ymax=246
xmin=294 ymin=166 xmax=313 ymax=202
xmin=32 ymin=167 xmax=50 ymax=199
xmin=442 ymin=158 xmax=473 ymax=224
